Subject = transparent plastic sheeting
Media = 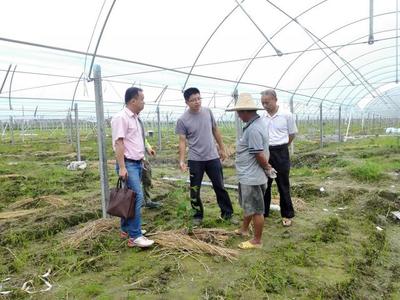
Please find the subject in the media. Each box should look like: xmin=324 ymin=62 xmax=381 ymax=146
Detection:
xmin=0 ymin=0 xmax=400 ymax=120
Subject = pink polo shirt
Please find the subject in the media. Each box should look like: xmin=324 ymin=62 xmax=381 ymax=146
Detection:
xmin=111 ymin=107 xmax=145 ymax=160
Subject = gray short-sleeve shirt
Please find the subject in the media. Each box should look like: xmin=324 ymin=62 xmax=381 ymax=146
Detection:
xmin=175 ymin=107 xmax=219 ymax=161
xmin=236 ymin=115 xmax=269 ymax=185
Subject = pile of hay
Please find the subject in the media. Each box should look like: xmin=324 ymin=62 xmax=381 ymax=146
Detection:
xmin=62 ymin=219 xmax=237 ymax=261
xmin=62 ymin=218 xmax=118 ymax=248
xmin=150 ymin=229 xmax=238 ymax=262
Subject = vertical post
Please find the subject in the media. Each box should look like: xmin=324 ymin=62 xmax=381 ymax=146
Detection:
xmin=68 ymin=109 xmax=73 ymax=144
xmin=319 ymin=102 xmax=323 ymax=148
xmin=338 ymin=105 xmax=342 ymax=142
xmin=361 ymin=112 xmax=365 ymax=134
xmin=74 ymin=103 xmax=81 ymax=161
xmin=289 ymin=95 xmax=294 ymax=154
xmin=368 ymin=0 xmax=374 ymax=44
xmin=233 ymin=89 xmax=242 ymax=142
xmin=9 ymin=115 xmax=14 ymax=145
xmin=93 ymin=65 xmax=109 ymax=219
xmin=157 ymin=106 xmax=161 ymax=151
xmin=21 ymin=105 xmax=25 ymax=143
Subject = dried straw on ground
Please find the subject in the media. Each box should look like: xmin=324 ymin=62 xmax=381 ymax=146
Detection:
xmin=150 ymin=229 xmax=238 ymax=262
xmin=272 ymin=197 xmax=307 ymax=211
xmin=9 ymin=195 xmax=68 ymax=210
xmin=0 ymin=209 xmax=39 ymax=220
xmin=62 ymin=219 xmax=237 ymax=261
xmin=62 ymin=218 xmax=118 ymax=248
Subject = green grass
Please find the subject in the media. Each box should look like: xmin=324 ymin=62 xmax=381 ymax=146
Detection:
xmin=348 ymin=161 xmax=383 ymax=182
xmin=0 ymin=129 xmax=399 ymax=299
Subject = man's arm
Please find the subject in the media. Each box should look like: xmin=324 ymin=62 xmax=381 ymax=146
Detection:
xmin=178 ymin=134 xmax=187 ymax=172
xmin=288 ymin=134 xmax=296 ymax=145
xmin=255 ymin=152 xmax=271 ymax=170
xmin=145 ymin=138 xmax=156 ymax=156
xmin=115 ymin=138 xmax=127 ymax=178
xmin=212 ymin=126 xmax=226 ymax=161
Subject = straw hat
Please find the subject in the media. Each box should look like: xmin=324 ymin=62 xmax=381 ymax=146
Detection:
xmin=226 ymin=93 xmax=262 ymax=111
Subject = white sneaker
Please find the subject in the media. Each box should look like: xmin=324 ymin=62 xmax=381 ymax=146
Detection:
xmin=128 ymin=236 xmax=154 ymax=248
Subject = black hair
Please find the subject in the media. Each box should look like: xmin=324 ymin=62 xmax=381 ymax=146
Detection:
xmin=125 ymin=87 xmax=143 ymax=104
xmin=183 ymin=87 xmax=200 ymax=101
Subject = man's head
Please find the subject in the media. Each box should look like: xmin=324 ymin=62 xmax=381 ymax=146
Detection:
xmin=237 ymin=110 xmax=258 ymax=122
xmin=125 ymin=87 xmax=145 ymax=114
xmin=260 ymin=89 xmax=278 ymax=113
xmin=184 ymin=87 xmax=202 ymax=112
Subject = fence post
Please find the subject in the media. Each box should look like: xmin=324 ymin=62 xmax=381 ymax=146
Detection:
xmin=93 ymin=65 xmax=109 ymax=219
xmin=9 ymin=116 xmax=14 ymax=145
xmin=157 ymin=105 xmax=161 ymax=151
xmin=74 ymin=103 xmax=81 ymax=161
xmin=319 ymin=102 xmax=323 ymax=148
xmin=338 ymin=105 xmax=342 ymax=142
xmin=233 ymin=89 xmax=242 ymax=142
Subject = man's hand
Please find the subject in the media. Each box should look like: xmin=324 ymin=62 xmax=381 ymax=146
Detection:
xmin=147 ymin=147 xmax=156 ymax=156
xmin=218 ymin=148 xmax=227 ymax=161
xmin=119 ymin=167 xmax=128 ymax=179
xmin=179 ymin=161 xmax=187 ymax=172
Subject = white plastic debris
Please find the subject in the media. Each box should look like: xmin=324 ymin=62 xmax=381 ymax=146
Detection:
xmin=320 ymin=187 xmax=325 ymax=192
xmin=337 ymin=207 xmax=347 ymax=210
xmin=323 ymin=208 xmax=329 ymax=212
xmin=0 ymin=278 xmax=11 ymax=295
xmin=391 ymin=211 xmax=400 ymax=220
xmin=67 ymin=161 xmax=87 ymax=170
xmin=376 ymin=226 xmax=383 ymax=231
xmin=41 ymin=269 xmax=51 ymax=278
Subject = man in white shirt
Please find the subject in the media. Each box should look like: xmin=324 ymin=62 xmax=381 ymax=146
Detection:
xmin=261 ymin=89 xmax=298 ymax=227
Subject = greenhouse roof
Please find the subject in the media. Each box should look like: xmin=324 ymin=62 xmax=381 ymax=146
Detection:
xmin=1 ymin=0 xmax=400 ymax=119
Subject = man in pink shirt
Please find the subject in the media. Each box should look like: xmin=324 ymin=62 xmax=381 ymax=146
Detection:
xmin=111 ymin=87 xmax=154 ymax=248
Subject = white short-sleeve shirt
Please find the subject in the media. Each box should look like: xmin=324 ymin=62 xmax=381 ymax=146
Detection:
xmin=262 ymin=106 xmax=298 ymax=146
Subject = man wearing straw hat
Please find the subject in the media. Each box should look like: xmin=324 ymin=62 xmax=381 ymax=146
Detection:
xmin=261 ymin=89 xmax=297 ymax=227
xmin=176 ymin=87 xmax=235 ymax=226
xmin=227 ymin=93 xmax=271 ymax=249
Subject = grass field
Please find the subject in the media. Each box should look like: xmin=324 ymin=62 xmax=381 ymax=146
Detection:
xmin=0 ymin=128 xmax=399 ymax=299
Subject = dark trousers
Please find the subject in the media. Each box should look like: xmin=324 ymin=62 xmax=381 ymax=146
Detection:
xmin=264 ymin=144 xmax=295 ymax=218
xmin=188 ymin=158 xmax=233 ymax=219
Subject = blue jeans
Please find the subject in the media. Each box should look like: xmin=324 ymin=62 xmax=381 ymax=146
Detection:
xmin=116 ymin=161 xmax=143 ymax=239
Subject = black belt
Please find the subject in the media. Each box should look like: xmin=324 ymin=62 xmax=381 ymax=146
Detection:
xmin=124 ymin=157 xmax=142 ymax=163
xmin=269 ymin=143 xmax=288 ymax=150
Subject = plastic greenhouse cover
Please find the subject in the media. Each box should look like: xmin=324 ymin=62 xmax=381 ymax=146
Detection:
xmin=0 ymin=0 xmax=399 ymax=119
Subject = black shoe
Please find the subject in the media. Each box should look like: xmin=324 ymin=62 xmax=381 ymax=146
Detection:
xmin=143 ymin=200 xmax=162 ymax=209
xmin=192 ymin=218 xmax=203 ymax=226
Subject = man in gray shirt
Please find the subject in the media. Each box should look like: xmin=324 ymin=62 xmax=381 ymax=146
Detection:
xmin=176 ymin=87 xmax=234 ymax=225
xmin=227 ymin=93 xmax=270 ymax=249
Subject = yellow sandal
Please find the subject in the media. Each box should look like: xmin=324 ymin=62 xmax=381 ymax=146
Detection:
xmin=238 ymin=240 xmax=262 ymax=249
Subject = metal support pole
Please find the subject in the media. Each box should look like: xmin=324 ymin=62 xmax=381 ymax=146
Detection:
xmin=68 ymin=109 xmax=73 ymax=144
xmin=368 ymin=0 xmax=374 ymax=44
xmin=319 ymin=102 xmax=323 ymax=148
xmin=9 ymin=116 xmax=14 ymax=145
xmin=74 ymin=103 xmax=81 ymax=161
xmin=93 ymin=65 xmax=109 ymax=219
xmin=338 ymin=105 xmax=342 ymax=142
xmin=157 ymin=106 xmax=161 ymax=151
xmin=233 ymin=89 xmax=242 ymax=142
xmin=289 ymin=95 xmax=294 ymax=154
